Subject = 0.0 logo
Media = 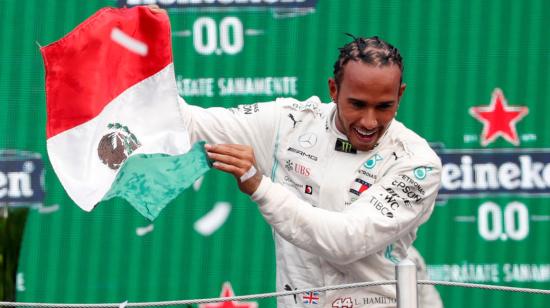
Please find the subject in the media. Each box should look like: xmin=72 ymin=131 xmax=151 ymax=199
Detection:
xmin=478 ymin=201 xmax=529 ymax=241
xmin=193 ymin=17 xmax=244 ymax=55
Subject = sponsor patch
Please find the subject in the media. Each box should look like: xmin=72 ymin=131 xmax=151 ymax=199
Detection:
xmin=357 ymin=169 xmax=377 ymax=180
xmin=384 ymin=187 xmax=413 ymax=208
xmin=288 ymin=100 xmax=323 ymax=118
xmin=302 ymin=291 xmax=320 ymax=305
xmin=335 ymin=138 xmax=357 ymax=154
xmin=284 ymin=284 xmax=298 ymax=304
xmin=231 ymin=103 xmax=259 ymax=115
xmin=284 ymin=160 xmax=311 ymax=177
xmin=298 ymin=132 xmax=317 ymax=148
xmin=413 ymin=166 xmax=432 ymax=180
xmin=331 ymin=297 xmax=353 ymax=308
xmin=287 ymin=147 xmax=318 ymax=161
xmin=305 ymin=185 xmax=313 ymax=195
xmin=349 ymin=178 xmax=371 ymax=196
xmin=364 ymin=154 xmax=383 ymax=169
xmin=368 ymin=195 xmax=394 ymax=218
xmin=288 ymin=113 xmax=302 ymax=128
xmin=283 ymin=176 xmax=304 ymax=190
xmin=390 ymin=176 xmax=425 ymax=202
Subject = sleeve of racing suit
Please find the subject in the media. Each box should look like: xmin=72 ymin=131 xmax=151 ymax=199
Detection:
xmin=178 ymin=96 xmax=280 ymax=173
xmin=251 ymin=155 xmax=442 ymax=265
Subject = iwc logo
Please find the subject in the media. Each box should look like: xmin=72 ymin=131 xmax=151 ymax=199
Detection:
xmin=97 ymin=123 xmax=141 ymax=170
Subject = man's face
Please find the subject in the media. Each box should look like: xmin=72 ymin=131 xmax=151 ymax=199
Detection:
xmin=329 ymin=60 xmax=406 ymax=152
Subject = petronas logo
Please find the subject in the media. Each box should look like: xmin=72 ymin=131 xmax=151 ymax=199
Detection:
xmin=413 ymin=166 xmax=432 ymax=180
xmin=97 ymin=123 xmax=141 ymax=170
xmin=364 ymin=154 xmax=383 ymax=169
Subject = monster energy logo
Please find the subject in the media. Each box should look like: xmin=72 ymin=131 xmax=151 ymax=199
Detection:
xmin=335 ymin=138 xmax=357 ymax=154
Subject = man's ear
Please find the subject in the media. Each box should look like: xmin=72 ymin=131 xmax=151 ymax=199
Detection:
xmin=398 ymin=83 xmax=407 ymax=101
xmin=328 ymin=78 xmax=338 ymax=103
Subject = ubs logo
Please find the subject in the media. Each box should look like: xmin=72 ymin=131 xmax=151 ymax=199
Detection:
xmin=285 ymin=160 xmax=311 ymax=177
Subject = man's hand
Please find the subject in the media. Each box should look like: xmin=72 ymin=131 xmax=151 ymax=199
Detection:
xmin=205 ymin=144 xmax=263 ymax=195
xmin=145 ymin=4 xmax=167 ymax=14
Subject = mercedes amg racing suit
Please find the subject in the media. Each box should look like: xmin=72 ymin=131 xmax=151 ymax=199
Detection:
xmin=180 ymin=95 xmax=442 ymax=308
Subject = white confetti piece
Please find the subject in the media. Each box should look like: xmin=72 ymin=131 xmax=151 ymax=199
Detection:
xmin=194 ymin=202 xmax=231 ymax=236
xmin=16 ymin=273 xmax=26 ymax=292
xmin=193 ymin=176 xmax=204 ymax=191
xmin=111 ymin=27 xmax=148 ymax=56
xmin=35 ymin=204 xmax=60 ymax=214
xmin=136 ymin=224 xmax=154 ymax=236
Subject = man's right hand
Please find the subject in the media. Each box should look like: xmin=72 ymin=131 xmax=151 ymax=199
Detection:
xmin=146 ymin=4 xmax=167 ymax=15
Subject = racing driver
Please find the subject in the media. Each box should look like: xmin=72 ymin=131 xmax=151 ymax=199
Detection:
xmin=168 ymin=13 xmax=443 ymax=307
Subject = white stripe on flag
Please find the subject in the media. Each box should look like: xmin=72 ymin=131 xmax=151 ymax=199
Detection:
xmin=110 ymin=27 xmax=148 ymax=56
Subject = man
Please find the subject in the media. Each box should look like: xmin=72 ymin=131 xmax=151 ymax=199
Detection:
xmin=151 ymin=4 xmax=442 ymax=307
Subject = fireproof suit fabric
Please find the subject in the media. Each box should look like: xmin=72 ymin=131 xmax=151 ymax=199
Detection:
xmin=180 ymin=96 xmax=442 ymax=308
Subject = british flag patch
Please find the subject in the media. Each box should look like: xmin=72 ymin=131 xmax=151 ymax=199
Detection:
xmin=302 ymin=291 xmax=320 ymax=304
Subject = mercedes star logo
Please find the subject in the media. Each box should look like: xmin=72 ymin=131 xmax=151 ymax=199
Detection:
xmin=298 ymin=133 xmax=317 ymax=148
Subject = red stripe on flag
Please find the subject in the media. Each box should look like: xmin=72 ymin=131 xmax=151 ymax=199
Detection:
xmin=42 ymin=7 xmax=173 ymax=138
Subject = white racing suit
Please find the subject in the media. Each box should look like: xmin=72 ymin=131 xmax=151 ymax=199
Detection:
xmin=180 ymin=96 xmax=442 ymax=308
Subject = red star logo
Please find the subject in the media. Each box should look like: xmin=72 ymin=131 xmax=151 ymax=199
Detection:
xmin=469 ymin=88 xmax=529 ymax=146
xmin=199 ymin=282 xmax=258 ymax=308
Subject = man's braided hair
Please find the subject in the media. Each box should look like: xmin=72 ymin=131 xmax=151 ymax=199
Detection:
xmin=333 ymin=34 xmax=404 ymax=87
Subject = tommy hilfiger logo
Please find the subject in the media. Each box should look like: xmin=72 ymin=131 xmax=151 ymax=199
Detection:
xmin=350 ymin=178 xmax=371 ymax=196
xmin=335 ymin=138 xmax=356 ymax=154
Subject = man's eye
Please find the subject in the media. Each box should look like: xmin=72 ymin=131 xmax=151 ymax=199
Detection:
xmin=378 ymin=103 xmax=393 ymax=110
xmin=351 ymin=101 xmax=364 ymax=108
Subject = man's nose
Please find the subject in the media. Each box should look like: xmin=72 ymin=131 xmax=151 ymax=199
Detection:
xmin=360 ymin=109 xmax=377 ymax=130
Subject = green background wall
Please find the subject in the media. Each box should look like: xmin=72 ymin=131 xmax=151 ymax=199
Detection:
xmin=1 ymin=0 xmax=549 ymax=306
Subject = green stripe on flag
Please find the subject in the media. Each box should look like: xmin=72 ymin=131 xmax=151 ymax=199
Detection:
xmin=102 ymin=141 xmax=212 ymax=221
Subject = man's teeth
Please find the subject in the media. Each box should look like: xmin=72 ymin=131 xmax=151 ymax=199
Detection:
xmin=355 ymin=128 xmax=375 ymax=136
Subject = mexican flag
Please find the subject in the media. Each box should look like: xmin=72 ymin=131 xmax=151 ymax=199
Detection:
xmin=42 ymin=6 xmax=210 ymax=220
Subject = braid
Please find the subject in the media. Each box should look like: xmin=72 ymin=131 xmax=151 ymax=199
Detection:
xmin=333 ymin=34 xmax=404 ymax=86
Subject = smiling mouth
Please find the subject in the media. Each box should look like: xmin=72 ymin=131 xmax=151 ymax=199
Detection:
xmin=353 ymin=127 xmax=377 ymax=140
